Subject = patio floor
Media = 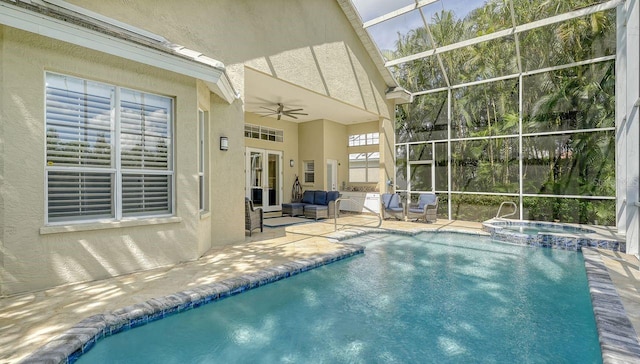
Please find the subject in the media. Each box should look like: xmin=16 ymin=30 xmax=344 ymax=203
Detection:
xmin=1 ymin=215 xmax=638 ymax=363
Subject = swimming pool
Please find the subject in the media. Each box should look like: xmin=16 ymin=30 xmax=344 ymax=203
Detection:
xmin=75 ymin=232 xmax=601 ymax=363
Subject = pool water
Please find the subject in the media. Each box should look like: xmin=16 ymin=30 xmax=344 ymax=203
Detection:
xmin=77 ymin=232 xmax=601 ymax=363
xmin=502 ymin=225 xmax=571 ymax=235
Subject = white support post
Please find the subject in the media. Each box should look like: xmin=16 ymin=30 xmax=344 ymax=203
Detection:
xmin=617 ymin=0 xmax=640 ymax=255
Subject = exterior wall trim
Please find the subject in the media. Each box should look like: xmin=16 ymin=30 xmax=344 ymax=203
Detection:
xmin=0 ymin=0 xmax=239 ymax=103
xmin=39 ymin=217 xmax=183 ymax=235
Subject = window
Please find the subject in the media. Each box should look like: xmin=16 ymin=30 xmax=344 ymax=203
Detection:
xmin=303 ymin=160 xmax=315 ymax=183
xmin=348 ymin=132 xmax=379 ymax=146
xmin=349 ymin=152 xmax=380 ymax=183
xmin=244 ymin=123 xmax=283 ymax=142
xmin=198 ymin=110 xmax=209 ymax=212
xmin=45 ymin=73 xmax=173 ymax=223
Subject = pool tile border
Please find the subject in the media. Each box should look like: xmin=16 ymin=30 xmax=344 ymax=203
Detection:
xmin=482 ymin=219 xmax=625 ymax=252
xmin=583 ymin=248 xmax=640 ymax=363
xmin=20 ymin=244 xmax=364 ymax=364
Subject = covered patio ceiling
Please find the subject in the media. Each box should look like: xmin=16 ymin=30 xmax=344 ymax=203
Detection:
xmin=243 ymin=67 xmax=381 ymax=125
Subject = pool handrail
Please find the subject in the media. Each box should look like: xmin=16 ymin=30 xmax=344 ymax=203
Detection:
xmin=334 ymin=197 xmax=382 ymax=231
xmin=496 ymin=201 xmax=517 ymax=219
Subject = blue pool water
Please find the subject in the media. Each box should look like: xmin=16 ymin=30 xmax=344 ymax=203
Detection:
xmin=77 ymin=232 xmax=601 ymax=363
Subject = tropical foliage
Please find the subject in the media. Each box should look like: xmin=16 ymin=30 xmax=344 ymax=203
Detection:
xmin=392 ymin=0 xmax=616 ymax=225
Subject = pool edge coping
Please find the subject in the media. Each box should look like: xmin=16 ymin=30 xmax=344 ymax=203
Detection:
xmin=582 ymin=248 xmax=640 ymax=364
xmin=19 ymin=243 xmax=364 ymax=364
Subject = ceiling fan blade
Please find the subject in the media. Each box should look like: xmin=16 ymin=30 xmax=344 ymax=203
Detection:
xmin=285 ymin=108 xmax=304 ymax=112
xmin=287 ymin=114 xmax=299 ymax=119
xmin=285 ymin=111 xmax=308 ymax=115
xmin=259 ymin=106 xmax=277 ymax=112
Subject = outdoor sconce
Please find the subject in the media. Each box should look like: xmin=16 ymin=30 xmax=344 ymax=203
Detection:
xmin=290 ymin=159 xmax=294 ymax=167
xmin=220 ymin=136 xmax=229 ymax=151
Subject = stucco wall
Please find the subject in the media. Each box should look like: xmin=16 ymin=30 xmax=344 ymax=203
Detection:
xmin=380 ymin=118 xmax=396 ymax=193
xmin=298 ymin=120 xmax=325 ymax=190
xmin=196 ymin=81 xmax=213 ymax=255
xmin=0 ymin=28 xmax=222 ymax=295
xmin=210 ymin=94 xmax=246 ymax=246
xmin=0 ymin=26 xmax=5 ymax=283
xmin=323 ymin=121 xmax=349 ymax=190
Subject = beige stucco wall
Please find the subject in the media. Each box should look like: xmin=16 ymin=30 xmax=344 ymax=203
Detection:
xmin=380 ymin=118 xmax=396 ymax=193
xmin=323 ymin=120 xmax=349 ymax=190
xmin=0 ymin=26 xmax=5 ymax=282
xmin=0 ymin=28 xmax=244 ymax=295
xmin=196 ymin=81 xmax=212 ymax=254
xmin=298 ymin=120 xmax=325 ymax=190
xmin=210 ymin=93 xmax=246 ymax=245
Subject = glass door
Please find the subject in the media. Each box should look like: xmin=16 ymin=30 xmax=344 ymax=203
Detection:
xmin=327 ymin=159 xmax=338 ymax=191
xmin=246 ymin=148 xmax=282 ymax=212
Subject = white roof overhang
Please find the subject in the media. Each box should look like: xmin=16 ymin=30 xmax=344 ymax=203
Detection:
xmin=0 ymin=0 xmax=239 ymax=104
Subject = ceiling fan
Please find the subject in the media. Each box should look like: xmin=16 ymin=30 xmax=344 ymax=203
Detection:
xmin=257 ymin=103 xmax=308 ymax=120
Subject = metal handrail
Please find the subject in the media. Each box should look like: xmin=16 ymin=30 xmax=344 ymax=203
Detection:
xmin=334 ymin=197 xmax=382 ymax=231
xmin=496 ymin=201 xmax=517 ymax=219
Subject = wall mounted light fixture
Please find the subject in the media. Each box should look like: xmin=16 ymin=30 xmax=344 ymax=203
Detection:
xmin=220 ymin=136 xmax=229 ymax=151
xmin=290 ymin=159 xmax=294 ymax=167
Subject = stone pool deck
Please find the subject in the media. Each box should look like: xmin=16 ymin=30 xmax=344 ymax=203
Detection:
xmin=0 ymin=216 xmax=638 ymax=363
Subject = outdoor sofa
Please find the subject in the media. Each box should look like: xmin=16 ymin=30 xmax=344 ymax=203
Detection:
xmin=282 ymin=190 xmax=340 ymax=220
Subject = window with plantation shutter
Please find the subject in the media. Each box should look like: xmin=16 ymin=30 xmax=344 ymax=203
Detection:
xmin=303 ymin=160 xmax=315 ymax=184
xmin=45 ymin=73 xmax=174 ymax=224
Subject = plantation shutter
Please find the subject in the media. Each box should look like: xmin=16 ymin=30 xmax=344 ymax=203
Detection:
xmin=120 ymin=90 xmax=172 ymax=217
xmin=45 ymin=73 xmax=173 ymax=223
xmin=47 ymin=172 xmax=114 ymax=222
xmin=45 ymin=74 xmax=115 ymax=222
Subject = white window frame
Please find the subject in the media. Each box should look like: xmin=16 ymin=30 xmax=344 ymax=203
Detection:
xmin=349 ymin=152 xmax=380 ymax=183
xmin=244 ymin=123 xmax=284 ymax=142
xmin=303 ymin=160 xmax=315 ymax=184
xmin=348 ymin=132 xmax=380 ymax=146
xmin=198 ymin=109 xmax=209 ymax=213
xmin=44 ymin=72 xmax=175 ymax=225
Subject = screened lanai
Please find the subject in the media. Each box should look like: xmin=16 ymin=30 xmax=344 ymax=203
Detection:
xmin=349 ymin=0 xmax=639 ymax=253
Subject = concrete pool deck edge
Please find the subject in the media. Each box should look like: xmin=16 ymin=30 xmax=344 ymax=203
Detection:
xmin=583 ymin=248 xmax=640 ymax=363
xmin=19 ymin=243 xmax=364 ymax=364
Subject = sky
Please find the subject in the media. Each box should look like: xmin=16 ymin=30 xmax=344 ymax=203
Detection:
xmin=351 ymin=0 xmax=489 ymax=52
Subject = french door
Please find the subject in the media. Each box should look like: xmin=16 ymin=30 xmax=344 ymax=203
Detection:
xmin=246 ymin=148 xmax=283 ymax=212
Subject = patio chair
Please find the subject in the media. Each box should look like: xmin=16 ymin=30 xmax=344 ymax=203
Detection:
xmin=381 ymin=193 xmax=405 ymax=220
xmin=245 ymin=197 xmax=263 ymax=236
xmin=407 ymin=193 xmax=438 ymax=223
